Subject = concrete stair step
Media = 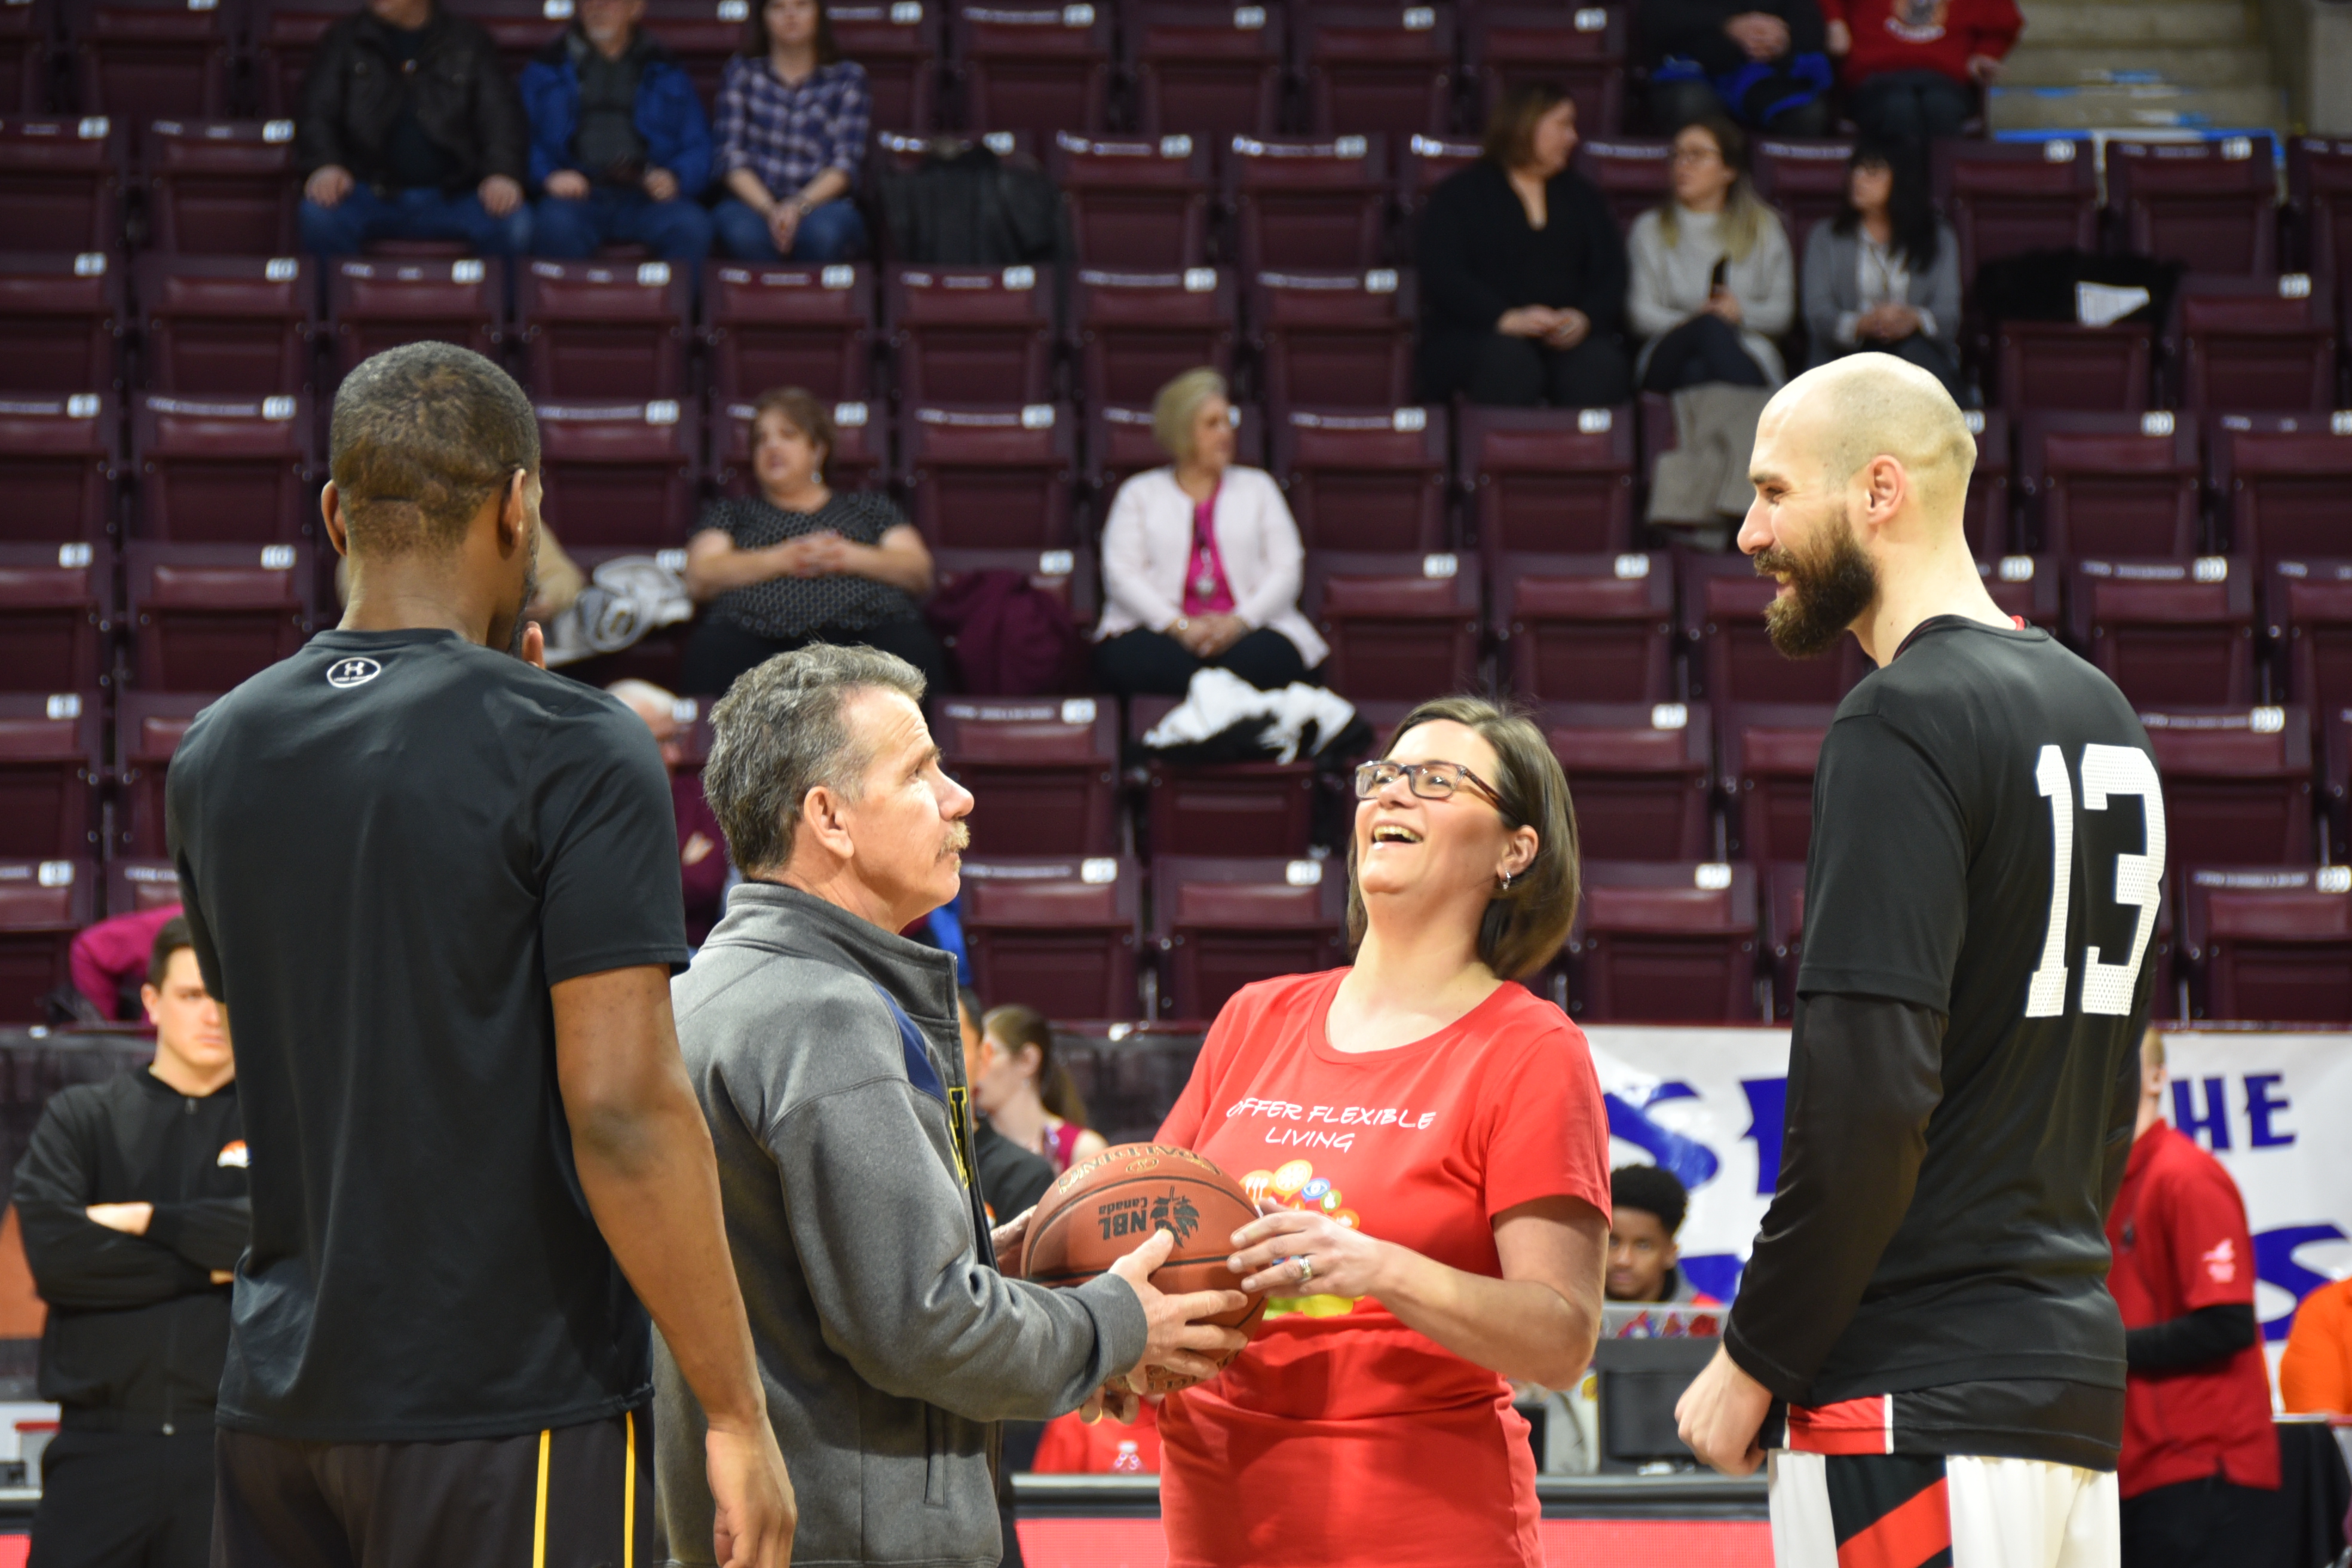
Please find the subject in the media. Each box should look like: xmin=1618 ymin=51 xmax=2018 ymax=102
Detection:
xmin=2000 ymin=45 xmax=2277 ymax=88
xmin=2014 ymin=0 xmax=2252 ymax=41
xmin=1986 ymin=81 xmax=2286 ymax=130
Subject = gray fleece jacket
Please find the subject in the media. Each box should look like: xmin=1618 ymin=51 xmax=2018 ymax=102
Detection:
xmin=653 ymin=882 xmax=1148 ymax=1568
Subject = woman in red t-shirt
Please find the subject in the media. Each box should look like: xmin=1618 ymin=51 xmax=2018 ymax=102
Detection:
xmin=1147 ymin=695 xmax=1612 ymax=1568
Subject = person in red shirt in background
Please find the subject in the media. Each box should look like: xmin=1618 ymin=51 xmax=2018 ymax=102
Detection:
xmin=606 ymin=679 xmax=729 ymax=944
xmin=2106 ymin=1026 xmax=2279 ymax=1567
xmin=1820 ymin=0 xmax=2022 ymax=145
xmin=69 ymin=903 xmax=184 ymax=1023
xmin=1032 ymin=1398 xmax=1163 ymax=1474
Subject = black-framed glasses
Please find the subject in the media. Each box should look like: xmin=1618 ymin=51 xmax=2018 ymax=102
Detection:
xmin=1353 ymin=760 xmax=1505 ymax=808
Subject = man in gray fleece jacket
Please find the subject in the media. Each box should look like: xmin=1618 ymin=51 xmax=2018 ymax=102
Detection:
xmin=655 ymin=644 xmax=1247 ymax=1568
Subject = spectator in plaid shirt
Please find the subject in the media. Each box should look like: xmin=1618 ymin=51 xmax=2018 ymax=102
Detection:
xmin=713 ymin=0 xmax=872 ymax=261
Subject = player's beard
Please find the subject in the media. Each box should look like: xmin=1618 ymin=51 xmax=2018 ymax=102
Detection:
xmin=1754 ymin=504 xmax=1878 ymax=659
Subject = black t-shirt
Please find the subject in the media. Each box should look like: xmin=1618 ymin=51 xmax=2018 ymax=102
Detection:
xmin=700 ymin=490 xmax=921 ymax=641
xmin=167 ymin=629 xmax=690 ymax=1443
xmin=1725 ymin=618 xmax=2163 ymax=1465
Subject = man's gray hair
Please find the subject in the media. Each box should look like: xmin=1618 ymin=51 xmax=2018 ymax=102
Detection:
xmin=703 ymin=644 xmax=929 ymax=874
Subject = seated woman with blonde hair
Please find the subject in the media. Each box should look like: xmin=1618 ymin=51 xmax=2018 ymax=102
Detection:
xmin=1094 ymin=368 xmax=1327 ymax=697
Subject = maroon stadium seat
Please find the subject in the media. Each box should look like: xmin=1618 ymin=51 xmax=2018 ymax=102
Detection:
xmin=1566 ymin=859 xmax=1757 ymax=1024
xmin=1272 ymin=406 xmax=1448 ymax=551
xmin=0 ymin=543 xmax=112 ymax=691
xmin=705 ymin=261 xmax=874 ymax=401
xmin=1751 ymin=139 xmax=1854 ymax=242
xmin=1128 ymin=4 xmax=1284 ymax=143
xmin=0 ymin=394 xmax=120 ymax=544
xmin=134 ymin=255 xmax=317 ymax=396
xmin=2288 ymin=134 xmax=2352 ymax=281
xmin=132 ymin=393 xmax=317 ymax=546
xmin=1679 ymin=553 xmax=1868 ymax=705
xmin=2214 ymin=415 xmax=2352 ymax=563
xmin=1963 ymin=408 xmax=2012 ymax=559
xmin=143 ymin=118 xmax=301 ymax=255
xmin=1931 ymin=137 xmax=2097 ymax=288
xmin=1053 ymin=132 xmax=1215 ymax=268
xmin=1082 ymin=400 xmax=1263 ymax=503
xmin=0 ymin=856 xmax=93 ymax=1023
xmin=2139 ymin=704 xmax=2315 ymax=867
xmin=2168 ymin=274 xmax=2338 ymax=415
xmin=1152 ymin=855 xmax=1346 ymax=1018
xmin=953 ymin=2 xmax=1112 ymax=140
xmin=1979 ymin=553 xmax=2062 ymax=631
xmin=1459 ymin=405 xmax=1636 ymax=555
xmin=1301 ymin=6 xmax=1454 ymax=142
xmin=936 ymin=693 xmax=1120 ymax=856
xmin=252 ymin=4 xmax=343 ymax=118
xmin=1073 ymin=266 xmax=1238 ymax=406
xmin=534 ymin=399 xmax=700 ymax=548
xmin=1467 ymin=6 xmax=1626 ymax=140
xmin=1227 ymin=134 xmax=1391 ymax=274
xmin=108 ymin=858 xmax=181 ymax=917
xmin=2018 ymin=412 xmax=2202 ymax=560
xmin=2069 ymin=556 xmax=2257 ymax=708
xmin=2181 ymin=865 xmax=2352 ymax=1022
xmin=114 ymin=688 xmax=210 ymax=857
xmin=1395 ymin=132 xmax=1481 ymax=249
xmin=714 ymin=397 xmax=887 ymax=496
xmin=825 ymin=1 xmax=940 ymax=130
xmin=2326 ymin=702 xmax=2352 ymax=848
xmin=1302 ymin=549 xmax=1480 ymax=700
xmin=0 ymin=251 xmax=125 ymax=394
xmin=124 ymin=541 xmax=313 ymax=693
xmin=2268 ymin=557 xmax=2352 ymax=728
xmin=901 ymin=403 xmax=1076 ymax=548
xmin=1492 ymin=549 xmax=1674 ymax=702
xmin=462 ymin=0 xmax=572 ymax=77
xmin=516 ymin=259 xmax=692 ymax=399
xmin=0 ymin=2 xmax=46 ymax=115
xmin=0 ymin=118 xmax=124 ymax=255
xmin=959 ymin=853 xmax=1142 ymax=1020
xmin=1539 ymin=700 xmax=1713 ymax=861
xmin=1129 ymin=696 xmax=1318 ymax=859
xmin=868 ymin=127 xmax=1033 ymax=190
xmin=0 ymin=691 xmax=100 ymax=859
xmin=886 ymin=264 xmax=1056 ymax=405
xmin=1763 ymin=860 xmax=1804 ymax=1019
xmin=633 ymin=1 xmax=745 ymax=101
xmin=1250 ymin=268 xmax=1414 ymax=411
xmin=932 ymin=544 xmax=1098 ymax=629
xmin=1717 ymin=703 xmax=1832 ymax=863
xmin=1993 ymin=320 xmax=2152 ymax=415
xmin=72 ymin=2 xmax=231 ymax=124
xmin=2107 ymin=135 xmax=2278 ymax=278
xmin=326 ymin=258 xmax=505 ymax=385
xmin=1576 ymin=138 xmax=1671 ymax=232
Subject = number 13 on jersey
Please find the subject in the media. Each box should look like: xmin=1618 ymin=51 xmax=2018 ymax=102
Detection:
xmin=2026 ymin=744 xmax=2166 ymax=1019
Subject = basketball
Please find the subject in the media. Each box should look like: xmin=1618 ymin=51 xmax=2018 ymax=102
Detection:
xmin=1022 ymin=1143 xmax=1269 ymax=1393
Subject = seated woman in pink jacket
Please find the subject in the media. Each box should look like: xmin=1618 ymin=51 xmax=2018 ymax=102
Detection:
xmin=1094 ymin=368 xmax=1328 ymax=696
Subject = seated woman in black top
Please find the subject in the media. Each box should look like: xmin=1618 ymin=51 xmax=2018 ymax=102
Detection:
xmin=1416 ymin=82 xmax=1633 ymax=408
xmin=678 ymin=387 xmax=945 ymax=696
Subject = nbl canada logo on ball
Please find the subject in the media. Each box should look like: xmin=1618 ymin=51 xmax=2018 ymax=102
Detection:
xmin=325 ymin=657 xmax=382 ymax=690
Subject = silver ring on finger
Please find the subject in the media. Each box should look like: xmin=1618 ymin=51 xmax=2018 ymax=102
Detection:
xmin=1291 ymin=1254 xmax=1313 ymax=1285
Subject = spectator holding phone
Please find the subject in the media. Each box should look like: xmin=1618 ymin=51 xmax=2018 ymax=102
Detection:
xmin=1627 ymin=116 xmax=1793 ymax=393
xmin=712 ymin=0 xmax=871 ymax=261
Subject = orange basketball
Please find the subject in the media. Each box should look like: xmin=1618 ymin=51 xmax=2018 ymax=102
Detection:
xmin=1022 ymin=1143 xmax=1267 ymax=1394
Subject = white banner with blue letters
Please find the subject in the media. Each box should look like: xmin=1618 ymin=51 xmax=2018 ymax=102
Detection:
xmin=1587 ymin=1026 xmax=2352 ymax=1370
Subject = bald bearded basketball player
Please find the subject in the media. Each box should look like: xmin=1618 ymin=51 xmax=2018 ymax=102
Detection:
xmin=1676 ymin=357 xmax=2161 ymax=1568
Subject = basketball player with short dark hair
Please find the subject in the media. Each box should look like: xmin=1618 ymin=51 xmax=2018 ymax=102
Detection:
xmin=1677 ymin=356 xmax=2162 ymax=1567
xmin=168 ymin=342 xmax=794 ymax=1568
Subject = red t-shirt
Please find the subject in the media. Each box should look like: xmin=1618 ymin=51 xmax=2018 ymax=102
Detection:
xmin=1153 ymin=969 xmax=1612 ymax=1568
xmin=1031 ymin=1399 xmax=1163 ymax=1474
xmin=2105 ymin=1123 xmax=2280 ymax=1499
xmin=1818 ymin=0 xmax=2024 ymax=87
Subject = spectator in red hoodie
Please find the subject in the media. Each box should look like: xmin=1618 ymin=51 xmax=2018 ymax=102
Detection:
xmin=2105 ymin=1027 xmax=2280 ymax=1568
xmin=607 ymin=679 xmax=730 ymax=945
xmin=1821 ymin=0 xmax=2022 ymax=145
xmin=69 ymin=903 xmax=185 ymax=1023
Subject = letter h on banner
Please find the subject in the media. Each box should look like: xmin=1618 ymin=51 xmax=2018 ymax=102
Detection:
xmin=2173 ymin=1076 xmax=2232 ymax=1150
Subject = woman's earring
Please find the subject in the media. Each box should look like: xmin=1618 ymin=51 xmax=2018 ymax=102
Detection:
xmin=1497 ymin=869 xmax=1515 ymax=892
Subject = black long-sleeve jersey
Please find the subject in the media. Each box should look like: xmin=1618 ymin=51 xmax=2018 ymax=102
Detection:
xmin=12 ymin=1069 xmax=249 ymax=1429
xmin=1727 ymin=617 xmax=2161 ymax=1470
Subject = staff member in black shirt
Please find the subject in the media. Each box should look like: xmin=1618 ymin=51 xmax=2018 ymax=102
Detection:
xmin=14 ymin=917 xmax=245 ymax=1568
xmin=168 ymin=342 xmax=794 ymax=1568
xmin=1677 ymin=354 xmax=2158 ymax=1563
xmin=1416 ymin=82 xmax=1633 ymax=409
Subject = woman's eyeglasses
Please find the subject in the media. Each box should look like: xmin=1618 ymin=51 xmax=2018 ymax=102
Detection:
xmin=1353 ymin=760 xmax=1505 ymax=808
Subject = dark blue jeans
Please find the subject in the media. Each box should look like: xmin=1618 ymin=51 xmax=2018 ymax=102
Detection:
xmin=299 ymin=183 xmax=532 ymax=257
xmin=531 ymin=188 xmax=715 ymax=263
xmin=712 ymin=196 xmax=867 ymax=262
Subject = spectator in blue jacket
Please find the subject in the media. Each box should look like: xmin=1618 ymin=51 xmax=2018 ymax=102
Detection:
xmin=522 ymin=0 xmax=715 ymax=263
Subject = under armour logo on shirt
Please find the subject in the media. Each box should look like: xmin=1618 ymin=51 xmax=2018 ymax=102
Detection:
xmin=326 ymin=657 xmax=382 ymax=689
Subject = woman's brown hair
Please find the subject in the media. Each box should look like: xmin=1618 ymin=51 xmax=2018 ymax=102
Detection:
xmin=751 ymin=385 xmax=834 ymax=473
xmin=743 ymin=0 xmax=842 ymax=68
xmin=982 ymin=1004 xmax=1091 ymax=1128
xmin=1482 ymin=80 xmax=1571 ymax=170
xmin=1343 ymin=694 xmax=1581 ymax=982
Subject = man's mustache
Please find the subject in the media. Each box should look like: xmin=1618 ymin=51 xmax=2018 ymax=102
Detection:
xmin=942 ymin=820 xmax=971 ymax=856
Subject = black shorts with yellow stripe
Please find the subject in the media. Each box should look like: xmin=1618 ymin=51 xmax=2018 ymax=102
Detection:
xmin=213 ymin=1408 xmax=655 ymax=1568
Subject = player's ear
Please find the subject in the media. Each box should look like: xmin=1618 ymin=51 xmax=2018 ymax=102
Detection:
xmin=1863 ymin=454 xmax=1906 ymax=528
